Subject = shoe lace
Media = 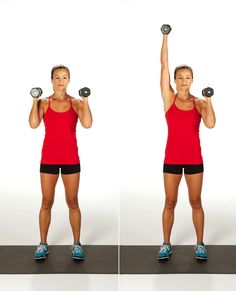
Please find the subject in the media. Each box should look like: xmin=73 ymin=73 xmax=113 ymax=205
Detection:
xmin=73 ymin=244 xmax=83 ymax=254
xmin=196 ymin=245 xmax=206 ymax=254
xmin=160 ymin=244 xmax=170 ymax=253
xmin=37 ymin=244 xmax=46 ymax=253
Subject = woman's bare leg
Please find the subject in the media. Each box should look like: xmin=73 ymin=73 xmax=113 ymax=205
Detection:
xmin=185 ymin=173 xmax=204 ymax=244
xmin=61 ymin=173 xmax=81 ymax=244
xmin=162 ymin=173 xmax=182 ymax=244
xmin=39 ymin=173 xmax=59 ymax=243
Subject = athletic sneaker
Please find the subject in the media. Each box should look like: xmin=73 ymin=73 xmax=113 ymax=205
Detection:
xmin=34 ymin=242 xmax=49 ymax=260
xmin=157 ymin=242 xmax=172 ymax=260
xmin=194 ymin=242 xmax=208 ymax=260
xmin=72 ymin=242 xmax=85 ymax=260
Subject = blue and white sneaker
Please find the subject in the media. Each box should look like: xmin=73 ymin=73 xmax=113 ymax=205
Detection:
xmin=194 ymin=242 xmax=208 ymax=260
xmin=34 ymin=242 xmax=49 ymax=260
xmin=72 ymin=242 xmax=85 ymax=260
xmin=157 ymin=242 xmax=172 ymax=260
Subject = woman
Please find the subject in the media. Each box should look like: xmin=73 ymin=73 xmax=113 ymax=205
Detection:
xmin=29 ymin=65 xmax=92 ymax=260
xmin=158 ymin=30 xmax=216 ymax=260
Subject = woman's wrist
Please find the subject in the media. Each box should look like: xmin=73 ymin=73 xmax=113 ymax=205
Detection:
xmin=82 ymin=97 xmax=89 ymax=104
xmin=205 ymin=97 xmax=212 ymax=104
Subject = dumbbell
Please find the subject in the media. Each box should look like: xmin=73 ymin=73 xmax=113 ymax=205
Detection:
xmin=78 ymin=87 xmax=91 ymax=98
xmin=161 ymin=24 xmax=172 ymax=35
xmin=30 ymin=87 xmax=43 ymax=98
xmin=202 ymin=87 xmax=214 ymax=98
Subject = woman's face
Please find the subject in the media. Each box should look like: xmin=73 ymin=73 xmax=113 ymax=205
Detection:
xmin=174 ymin=69 xmax=193 ymax=92
xmin=51 ymin=69 xmax=70 ymax=92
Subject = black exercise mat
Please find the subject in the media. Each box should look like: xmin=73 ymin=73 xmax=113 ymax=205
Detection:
xmin=0 ymin=245 xmax=118 ymax=274
xmin=120 ymin=245 xmax=236 ymax=274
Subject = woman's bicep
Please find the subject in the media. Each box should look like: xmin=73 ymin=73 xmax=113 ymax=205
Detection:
xmin=200 ymin=101 xmax=207 ymax=124
xmin=75 ymin=100 xmax=83 ymax=122
xmin=38 ymin=100 xmax=45 ymax=124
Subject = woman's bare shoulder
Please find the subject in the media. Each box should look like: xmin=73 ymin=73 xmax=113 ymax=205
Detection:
xmin=40 ymin=97 xmax=49 ymax=103
xmin=40 ymin=97 xmax=49 ymax=105
xmin=193 ymin=96 xmax=206 ymax=112
xmin=194 ymin=96 xmax=206 ymax=104
xmin=71 ymin=96 xmax=83 ymax=107
xmin=38 ymin=98 xmax=50 ymax=112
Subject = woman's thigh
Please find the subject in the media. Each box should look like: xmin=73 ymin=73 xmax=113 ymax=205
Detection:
xmin=61 ymin=173 xmax=80 ymax=201
xmin=40 ymin=173 xmax=59 ymax=201
xmin=163 ymin=173 xmax=182 ymax=201
xmin=184 ymin=173 xmax=203 ymax=201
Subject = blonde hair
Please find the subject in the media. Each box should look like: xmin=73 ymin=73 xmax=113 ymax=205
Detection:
xmin=174 ymin=65 xmax=193 ymax=79
xmin=51 ymin=65 xmax=70 ymax=79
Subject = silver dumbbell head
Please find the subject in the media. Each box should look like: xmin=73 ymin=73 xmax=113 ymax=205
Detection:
xmin=161 ymin=24 xmax=172 ymax=35
xmin=30 ymin=87 xmax=43 ymax=98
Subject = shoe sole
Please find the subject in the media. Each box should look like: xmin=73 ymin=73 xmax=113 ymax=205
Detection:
xmin=73 ymin=256 xmax=85 ymax=260
xmin=34 ymin=250 xmax=49 ymax=260
xmin=158 ymin=250 xmax=172 ymax=260
xmin=196 ymin=256 xmax=207 ymax=260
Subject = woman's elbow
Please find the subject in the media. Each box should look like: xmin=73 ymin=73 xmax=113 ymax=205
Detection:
xmin=83 ymin=122 xmax=92 ymax=129
xmin=29 ymin=121 xmax=39 ymax=129
xmin=81 ymin=118 xmax=93 ymax=128
xmin=206 ymin=121 xmax=216 ymax=129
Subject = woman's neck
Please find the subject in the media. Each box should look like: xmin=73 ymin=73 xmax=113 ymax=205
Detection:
xmin=176 ymin=91 xmax=191 ymax=100
xmin=52 ymin=91 xmax=68 ymax=100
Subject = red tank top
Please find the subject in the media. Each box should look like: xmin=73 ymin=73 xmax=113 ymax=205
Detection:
xmin=164 ymin=95 xmax=203 ymax=164
xmin=41 ymin=96 xmax=80 ymax=164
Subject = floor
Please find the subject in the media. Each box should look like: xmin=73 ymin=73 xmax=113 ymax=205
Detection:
xmin=1 ymin=274 xmax=236 ymax=291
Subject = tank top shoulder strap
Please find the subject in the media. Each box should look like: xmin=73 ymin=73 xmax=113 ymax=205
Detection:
xmin=68 ymin=96 xmax=74 ymax=109
xmin=43 ymin=97 xmax=51 ymax=114
xmin=172 ymin=94 xmax=177 ymax=105
xmin=191 ymin=95 xmax=196 ymax=107
xmin=46 ymin=96 xmax=52 ymax=108
xmin=166 ymin=94 xmax=177 ymax=113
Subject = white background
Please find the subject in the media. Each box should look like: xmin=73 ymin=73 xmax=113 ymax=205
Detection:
xmin=0 ymin=0 xmax=236 ymax=290
xmin=0 ymin=0 xmax=120 ymax=245
xmin=118 ymin=0 xmax=236 ymax=246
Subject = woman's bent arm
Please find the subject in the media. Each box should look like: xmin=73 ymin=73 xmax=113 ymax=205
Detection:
xmin=28 ymin=99 xmax=44 ymax=128
xmin=77 ymin=98 xmax=93 ymax=128
xmin=200 ymin=98 xmax=216 ymax=128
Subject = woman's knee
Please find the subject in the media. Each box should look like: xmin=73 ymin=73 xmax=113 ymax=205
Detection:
xmin=189 ymin=198 xmax=202 ymax=209
xmin=165 ymin=198 xmax=177 ymax=210
xmin=66 ymin=198 xmax=79 ymax=210
xmin=41 ymin=197 xmax=54 ymax=210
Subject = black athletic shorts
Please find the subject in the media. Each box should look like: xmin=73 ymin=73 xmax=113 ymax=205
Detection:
xmin=40 ymin=164 xmax=81 ymax=175
xmin=163 ymin=164 xmax=204 ymax=175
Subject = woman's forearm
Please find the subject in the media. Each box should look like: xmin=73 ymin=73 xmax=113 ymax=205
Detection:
xmin=161 ymin=35 xmax=168 ymax=67
xmin=204 ymin=98 xmax=216 ymax=128
xmin=80 ymin=99 xmax=92 ymax=128
xmin=29 ymin=99 xmax=40 ymax=128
